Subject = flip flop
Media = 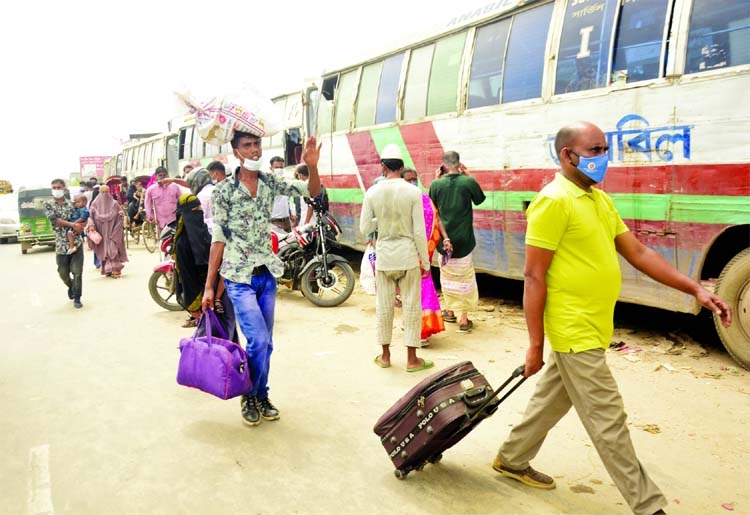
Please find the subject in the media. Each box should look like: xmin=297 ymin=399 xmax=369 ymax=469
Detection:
xmin=458 ymin=320 xmax=474 ymax=333
xmin=407 ymin=359 xmax=434 ymax=373
xmin=441 ymin=310 xmax=457 ymax=323
xmin=374 ymin=355 xmax=391 ymax=368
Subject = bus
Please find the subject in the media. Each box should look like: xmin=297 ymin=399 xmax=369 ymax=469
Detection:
xmin=169 ymin=84 xmax=319 ymax=179
xmin=311 ymin=0 xmax=750 ymax=368
xmin=103 ymin=132 xmax=180 ymax=183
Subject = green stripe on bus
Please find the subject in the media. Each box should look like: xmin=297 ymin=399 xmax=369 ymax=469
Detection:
xmin=329 ymin=188 xmax=364 ymax=204
xmin=369 ymin=127 xmax=416 ymax=169
xmin=330 ymin=188 xmax=750 ymax=225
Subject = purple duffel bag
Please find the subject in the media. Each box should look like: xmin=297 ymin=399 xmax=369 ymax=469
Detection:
xmin=176 ymin=309 xmax=251 ymax=400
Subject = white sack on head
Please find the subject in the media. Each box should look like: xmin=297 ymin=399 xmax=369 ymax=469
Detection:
xmin=175 ymin=83 xmax=283 ymax=146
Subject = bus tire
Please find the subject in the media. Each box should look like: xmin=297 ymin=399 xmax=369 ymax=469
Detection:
xmin=714 ymin=248 xmax=750 ymax=370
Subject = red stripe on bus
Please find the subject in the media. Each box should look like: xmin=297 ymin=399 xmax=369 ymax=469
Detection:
xmin=399 ymin=122 xmax=445 ymax=185
xmin=325 ymin=175 xmax=361 ymax=188
xmin=346 ymin=132 xmax=382 ymax=190
xmin=466 ymin=163 xmax=750 ymax=195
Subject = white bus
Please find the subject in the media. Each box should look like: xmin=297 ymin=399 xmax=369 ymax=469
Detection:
xmin=312 ymin=0 xmax=750 ymax=367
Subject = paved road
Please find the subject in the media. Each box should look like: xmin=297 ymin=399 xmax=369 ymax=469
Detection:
xmin=1 ymin=241 xmax=747 ymax=515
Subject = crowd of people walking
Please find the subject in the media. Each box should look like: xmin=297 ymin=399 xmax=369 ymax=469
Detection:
xmin=42 ymin=120 xmax=736 ymax=515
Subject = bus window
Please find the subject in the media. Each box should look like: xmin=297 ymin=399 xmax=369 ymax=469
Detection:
xmin=178 ymin=128 xmax=188 ymax=159
xmin=375 ymin=53 xmax=404 ymax=124
xmin=555 ymin=0 xmax=619 ymax=94
xmin=611 ymin=0 xmax=670 ymax=83
xmin=502 ymin=2 xmax=553 ymax=102
xmin=184 ymin=127 xmax=194 ymax=159
xmin=191 ymin=130 xmax=203 ymax=161
xmin=403 ymin=45 xmax=435 ymax=119
xmin=686 ymin=0 xmax=750 ymax=74
xmin=153 ymin=139 xmax=165 ymax=167
xmin=468 ymin=18 xmax=511 ymax=109
xmin=355 ymin=61 xmax=383 ymax=127
xmin=269 ymin=97 xmax=287 ymax=148
xmin=317 ymin=94 xmax=334 ymax=134
xmin=334 ymin=70 xmax=358 ymax=132
xmin=427 ymin=32 xmax=467 ymax=116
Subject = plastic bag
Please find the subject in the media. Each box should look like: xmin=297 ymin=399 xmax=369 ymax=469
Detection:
xmin=175 ymin=83 xmax=283 ymax=145
xmin=360 ymin=243 xmax=377 ymax=295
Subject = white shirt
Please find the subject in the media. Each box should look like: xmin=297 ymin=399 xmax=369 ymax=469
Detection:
xmin=197 ymin=183 xmax=214 ymax=233
xmin=360 ymin=178 xmax=429 ymax=271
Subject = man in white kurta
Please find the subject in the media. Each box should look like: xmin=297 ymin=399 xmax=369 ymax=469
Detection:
xmin=360 ymin=144 xmax=432 ymax=372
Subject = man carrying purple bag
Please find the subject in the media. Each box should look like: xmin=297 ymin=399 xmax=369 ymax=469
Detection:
xmin=202 ymin=132 xmax=321 ymax=427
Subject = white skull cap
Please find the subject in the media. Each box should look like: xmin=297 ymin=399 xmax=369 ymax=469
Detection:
xmin=380 ymin=144 xmax=403 ymax=160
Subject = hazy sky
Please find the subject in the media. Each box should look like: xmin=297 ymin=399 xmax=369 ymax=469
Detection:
xmin=0 ymin=0 xmax=488 ymax=189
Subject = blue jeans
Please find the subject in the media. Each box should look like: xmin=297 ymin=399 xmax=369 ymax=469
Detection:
xmin=224 ymin=271 xmax=276 ymax=400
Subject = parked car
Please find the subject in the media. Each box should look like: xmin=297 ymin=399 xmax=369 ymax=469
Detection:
xmin=0 ymin=216 xmax=20 ymax=243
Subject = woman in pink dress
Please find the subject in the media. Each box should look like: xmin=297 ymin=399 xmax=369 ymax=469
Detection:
xmin=86 ymin=185 xmax=128 ymax=278
xmin=403 ymin=169 xmax=445 ymax=343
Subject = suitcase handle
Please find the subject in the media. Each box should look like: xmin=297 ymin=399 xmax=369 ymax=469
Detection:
xmin=464 ymin=364 xmax=527 ymax=425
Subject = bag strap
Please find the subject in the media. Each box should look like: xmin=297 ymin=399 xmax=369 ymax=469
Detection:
xmin=197 ymin=308 xmax=229 ymax=341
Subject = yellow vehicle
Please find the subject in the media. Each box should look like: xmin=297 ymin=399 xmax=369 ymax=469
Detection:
xmin=0 ymin=180 xmax=13 ymax=194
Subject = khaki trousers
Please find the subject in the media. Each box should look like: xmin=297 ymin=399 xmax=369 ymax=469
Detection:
xmin=498 ymin=349 xmax=667 ymax=515
xmin=375 ymin=268 xmax=422 ymax=348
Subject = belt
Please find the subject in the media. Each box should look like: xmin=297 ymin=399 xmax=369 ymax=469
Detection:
xmin=271 ymin=217 xmax=290 ymax=222
xmin=251 ymin=265 xmax=267 ymax=276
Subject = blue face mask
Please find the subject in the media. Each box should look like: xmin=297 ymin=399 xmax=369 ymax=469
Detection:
xmin=572 ymin=152 xmax=609 ymax=183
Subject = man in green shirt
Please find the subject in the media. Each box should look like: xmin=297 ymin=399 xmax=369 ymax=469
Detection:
xmin=428 ymin=151 xmax=486 ymax=332
xmin=492 ymin=121 xmax=732 ymax=515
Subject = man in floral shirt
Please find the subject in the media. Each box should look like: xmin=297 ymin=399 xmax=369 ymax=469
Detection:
xmin=44 ymin=178 xmax=86 ymax=308
xmin=202 ymin=132 xmax=321 ymax=426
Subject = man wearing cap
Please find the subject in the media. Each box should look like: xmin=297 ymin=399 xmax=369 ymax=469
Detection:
xmin=360 ymin=144 xmax=432 ymax=372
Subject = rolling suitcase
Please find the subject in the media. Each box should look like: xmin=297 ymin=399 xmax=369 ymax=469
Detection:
xmin=373 ymin=361 xmax=526 ymax=479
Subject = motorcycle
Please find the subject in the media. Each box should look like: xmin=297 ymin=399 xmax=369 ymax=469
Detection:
xmin=148 ymin=223 xmax=182 ymax=311
xmin=275 ymin=198 xmax=355 ymax=307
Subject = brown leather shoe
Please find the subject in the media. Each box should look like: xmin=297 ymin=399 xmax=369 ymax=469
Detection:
xmin=493 ymin=456 xmax=556 ymax=489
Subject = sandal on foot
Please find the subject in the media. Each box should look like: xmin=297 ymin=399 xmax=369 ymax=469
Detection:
xmin=181 ymin=317 xmax=197 ymax=328
xmin=407 ymin=359 xmax=434 ymax=373
xmin=458 ymin=320 xmax=474 ymax=333
xmin=374 ymin=355 xmax=391 ymax=368
xmin=441 ymin=310 xmax=457 ymax=323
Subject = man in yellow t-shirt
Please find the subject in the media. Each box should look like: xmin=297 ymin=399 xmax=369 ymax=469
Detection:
xmin=492 ymin=121 xmax=732 ymax=515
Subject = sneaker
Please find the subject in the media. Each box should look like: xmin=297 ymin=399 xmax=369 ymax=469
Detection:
xmin=73 ymin=298 xmax=83 ymax=309
xmin=492 ymin=456 xmax=555 ymax=489
xmin=67 ymin=286 xmax=74 ymax=300
xmin=241 ymin=395 xmax=261 ymax=426
xmin=256 ymin=397 xmax=280 ymax=421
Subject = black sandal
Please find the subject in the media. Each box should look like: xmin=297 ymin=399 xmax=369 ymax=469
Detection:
xmin=442 ymin=310 xmax=457 ymax=323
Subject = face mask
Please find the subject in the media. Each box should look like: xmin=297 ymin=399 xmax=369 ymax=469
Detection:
xmin=242 ymin=158 xmax=263 ymax=171
xmin=572 ymin=152 xmax=609 ymax=183
xmin=52 ymin=189 xmax=65 ymax=199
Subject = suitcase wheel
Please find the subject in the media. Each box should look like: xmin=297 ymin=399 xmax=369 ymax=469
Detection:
xmin=394 ymin=469 xmax=408 ymax=480
xmin=428 ymin=453 xmax=443 ymax=464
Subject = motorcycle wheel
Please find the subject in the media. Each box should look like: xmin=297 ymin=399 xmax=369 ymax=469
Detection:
xmin=299 ymin=261 xmax=355 ymax=307
xmin=148 ymin=270 xmax=183 ymax=311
